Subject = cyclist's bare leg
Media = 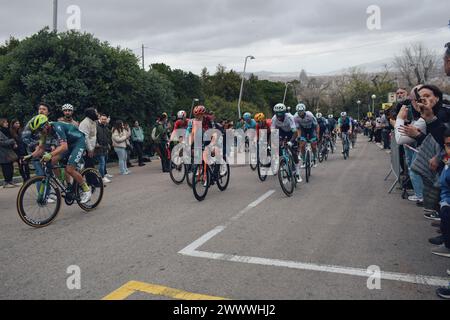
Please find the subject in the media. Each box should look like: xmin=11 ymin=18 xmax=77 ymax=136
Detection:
xmin=65 ymin=165 xmax=85 ymax=186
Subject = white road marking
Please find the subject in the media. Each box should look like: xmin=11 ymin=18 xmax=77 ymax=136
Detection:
xmin=179 ymin=229 xmax=450 ymax=287
xmin=179 ymin=190 xmax=450 ymax=288
xmin=230 ymin=190 xmax=275 ymax=222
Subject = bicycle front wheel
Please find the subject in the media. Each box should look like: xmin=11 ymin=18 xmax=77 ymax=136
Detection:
xmin=305 ymin=151 xmax=311 ymax=183
xmin=16 ymin=176 xmax=61 ymax=228
xmin=77 ymin=168 xmax=104 ymax=211
xmin=217 ymin=163 xmax=230 ymax=191
xmin=278 ymin=158 xmax=294 ymax=197
xmin=193 ymin=164 xmax=210 ymax=201
xmin=170 ymin=159 xmax=186 ymax=185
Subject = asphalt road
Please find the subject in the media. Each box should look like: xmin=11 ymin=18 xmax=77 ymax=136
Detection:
xmin=0 ymin=139 xmax=449 ymax=300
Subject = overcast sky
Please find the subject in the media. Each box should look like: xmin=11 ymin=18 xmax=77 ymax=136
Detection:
xmin=1 ymin=0 xmax=449 ymax=74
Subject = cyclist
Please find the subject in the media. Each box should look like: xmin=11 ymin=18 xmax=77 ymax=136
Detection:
xmin=58 ymin=104 xmax=79 ymax=127
xmin=338 ymin=112 xmax=353 ymax=155
xmin=294 ymin=104 xmax=319 ymax=168
xmin=28 ymin=115 xmax=92 ymax=203
xmin=170 ymin=110 xmax=189 ymax=141
xmin=327 ymin=115 xmax=337 ymax=135
xmin=316 ymin=112 xmax=329 ymax=143
xmin=243 ymin=112 xmax=257 ymax=131
xmin=255 ymin=113 xmax=272 ymax=142
xmin=271 ymin=103 xmax=302 ymax=183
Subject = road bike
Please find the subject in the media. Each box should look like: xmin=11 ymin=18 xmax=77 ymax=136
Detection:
xmin=192 ymin=148 xmax=230 ymax=201
xmin=342 ymin=132 xmax=350 ymax=160
xmin=16 ymin=158 xmax=104 ymax=228
xmin=303 ymin=141 xmax=315 ymax=183
xmin=277 ymin=139 xmax=298 ymax=197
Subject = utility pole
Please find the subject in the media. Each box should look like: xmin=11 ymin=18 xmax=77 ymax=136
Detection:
xmin=53 ymin=0 xmax=58 ymax=32
xmin=142 ymin=44 xmax=145 ymax=70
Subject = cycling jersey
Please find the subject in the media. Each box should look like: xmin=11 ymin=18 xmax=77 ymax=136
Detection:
xmin=173 ymin=119 xmax=190 ymax=130
xmin=256 ymin=119 xmax=272 ymax=140
xmin=244 ymin=119 xmax=257 ymax=131
xmin=271 ymin=114 xmax=297 ymax=133
xmin=57 ymin=117 xmax=79 ymax=127
xmin=294 ymin=111 xmax=318 ymax=130
xmin=40 ymin=122 xmax=86 ymax=167
xmin=317 ymin=117 xmax=329 ymax=136
xmin=338 ymin=117 xmax=352 ymax=133
xmin=327 ymin=118 xmax=337 ymax=132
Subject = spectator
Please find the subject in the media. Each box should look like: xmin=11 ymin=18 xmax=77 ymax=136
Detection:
xmin=0 ymin=118 xmax=18 ymax=188
xmin=79 ymin=108 xmax=98 ymax=170
xmin=131 ymin=121 xmax=145 ymax=167
xmin=432 ymin=128 xmax=450 ymax=258
xmin=380 ymin=110 xmax=391 ymax=149
xmin=112 ymin=120 xmax=131 ymax=175
xmin=21 ymin=102 xmax=52 ymax=181
xmin=10 ymin=119 xmax=30 ymax=183
xmin=96 ymin=114 xmax=112 ymax=183
xmin=374 ymin=114 xmax=382 ymax=143
xmin=58 ymin=104 xmax=79 ymax=126
xmin=395 ymin=85 xmax=426 ymax=204
xmin=152 ymin=114 xmax=170 ymax=173
xmin=401 ymin=85 xmax=448 ymax=218
xmin=123 ymin=123 xmax=134 ymax=168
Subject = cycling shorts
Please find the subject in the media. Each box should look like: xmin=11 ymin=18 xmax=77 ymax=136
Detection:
xmin=299 ymin=128 xmax=317 ymax=142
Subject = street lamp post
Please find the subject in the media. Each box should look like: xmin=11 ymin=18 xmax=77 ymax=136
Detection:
xmin=237 ymin=55 xmax=255 ymax=119
xmin=53 ymin=0 xmax=58 ymax=32
xmin=371 ymin=94 xmax=377 ymax=114
xmin=283 ymin=82 xmax=291 ymax=105
xmin=357 ymin=100 xmax=361 ymax=121
xmin=189 ymin=98 xmax=200 ymax=119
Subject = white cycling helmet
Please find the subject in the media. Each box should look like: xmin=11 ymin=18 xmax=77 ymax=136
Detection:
xmin=341 ymin=112 xmax=347 ymax=117
xmin=273 ymin=103 xmax=287 ymax=113
xmin=296 ymin=103 xmax=306 ymax=112
xmin=62 ymin=103 xmax=74 ymax=111
xmin=316 ymin=113 xmax=322 ymax=119
xmin=177 ymin=110 xmax=186 ymax=119
xmin=328 ymin=114 xmax=334 ymax=119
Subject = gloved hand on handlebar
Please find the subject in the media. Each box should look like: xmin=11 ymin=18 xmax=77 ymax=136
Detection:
xmin=287 ymin=141 xmax=294 ymax=148
xmin=42 ymin=152 xmax=53 ymax=162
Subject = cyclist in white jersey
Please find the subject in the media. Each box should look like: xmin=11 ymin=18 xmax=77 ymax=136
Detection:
xmin=293 ymin=103 xmax=319 ymax=168
xmin=271 ymin=103 xmax=302 ymax=183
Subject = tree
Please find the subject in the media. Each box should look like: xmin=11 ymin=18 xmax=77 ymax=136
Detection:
xmin=0 ymin=28 xmax=175 ymax=123
xmin=394 ymin=43 xmax=439 ymax=87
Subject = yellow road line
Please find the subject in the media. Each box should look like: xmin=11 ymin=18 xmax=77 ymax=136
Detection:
xmin=102 ymin=281 xmax=228 ymax=300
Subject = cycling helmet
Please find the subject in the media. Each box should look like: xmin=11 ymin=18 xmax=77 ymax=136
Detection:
xmin=254 ymin=113 xmax=266 ymax=122
xmin=341 ymin=112 xmax=347 ymax=117
xmin=61 ymin=103 xmax=74 ymax=111
xmin=193 ymin=105 xmax=206 ymax=116
xmin=243 ymin=112 xmax=252 ymax=121
xmin=328 ymin=114 xmax=334 ymax=119
xmin=316 ymin=113 xmax=323 ymax=119
xmin=273 ymin=103 xmax=287 ymax=114
xmin=29 ymin=114 xmax=49 ymax=132
xmin=177 ymin=110 xmax=187 ymax=119
xmin=296 ymin=103 xmax=306 ymax=113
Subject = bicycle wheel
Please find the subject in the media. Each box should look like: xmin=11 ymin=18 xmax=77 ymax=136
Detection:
xmin=185 ymin=164 xmax=194 ymax=188
xmin=192 ymin=163 xmax=209 ymax=201
xmin=278 ymin=157 xmax=294 ymax=197
xmin=77 ymin=168 xmax=104 ymax=211
xmin=305 ymin=151 xmax=311 ymax=183
xmin=16 ymin=176 xmax=61 ymax=228
xmin=217 ymin=163 xmax=230 ymax=191
xmin=318 ymin=144 xmax=324 ymax=163
xmin=257 ymin=153 xmax=268 ymax=182
xmin=170 ymin=158 xmax=186 ymax=185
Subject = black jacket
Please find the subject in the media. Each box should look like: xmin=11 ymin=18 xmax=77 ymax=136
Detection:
xmin=96 ymin=123 xmax=112 ymax=156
